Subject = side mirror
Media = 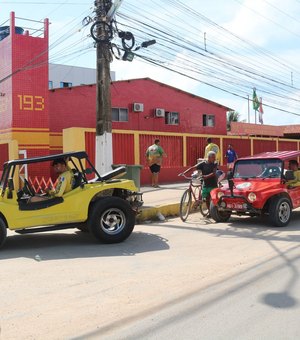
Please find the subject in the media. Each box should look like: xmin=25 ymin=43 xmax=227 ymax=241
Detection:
xmin=284 ymin=170 xmax=295 ymax=181
xmin=7 ymin=178 xmax=14 ymax=199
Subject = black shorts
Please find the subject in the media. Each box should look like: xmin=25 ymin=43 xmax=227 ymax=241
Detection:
xmin=150 ymin=164 xmax=161 ymax=173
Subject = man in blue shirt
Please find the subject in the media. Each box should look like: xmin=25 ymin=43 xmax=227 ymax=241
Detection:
xmin=225 ymin=144 xmax=238 ymax=170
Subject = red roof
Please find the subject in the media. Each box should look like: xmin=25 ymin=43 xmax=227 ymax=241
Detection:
xmin=239 ymin=150 xmax=300 ymax=161
xmin=230 ymin=122 xmax=300 ymax=138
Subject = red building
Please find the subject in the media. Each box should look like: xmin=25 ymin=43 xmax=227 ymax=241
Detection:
xmin=0 ymin=12 xmax=49 ymax=178
xmin=0 ymin=12 xmax=232 ymax=185
xmin=49 ymin=78 xmax=229 ymax=136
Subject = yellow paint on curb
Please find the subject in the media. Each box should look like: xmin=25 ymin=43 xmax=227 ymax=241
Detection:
xmin=137 ymin=203 xmax=180 ymax=222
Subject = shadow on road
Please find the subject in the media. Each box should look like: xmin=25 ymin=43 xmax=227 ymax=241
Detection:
xmin=159 ymin=213 xmax=300 ymax=244
xmin=155 ymin=213 xmax=300 ymax=313
xmin=0 ymin=231 xmax=169 ymax=261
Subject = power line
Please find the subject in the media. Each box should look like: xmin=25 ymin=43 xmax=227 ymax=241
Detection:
xmin=2 ymin=1 xmax=86 ymax=4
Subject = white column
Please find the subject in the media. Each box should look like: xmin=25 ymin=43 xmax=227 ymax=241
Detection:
xmin=96 ymin=132 xmax=113 ymax=174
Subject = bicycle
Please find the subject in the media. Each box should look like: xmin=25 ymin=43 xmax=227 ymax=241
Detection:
xmin=178 ymin=171 xmax=209 ymax=221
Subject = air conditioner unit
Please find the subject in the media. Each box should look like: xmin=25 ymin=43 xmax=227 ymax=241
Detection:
xmin=133 ymin=103 xmax=144 ymax=112
xmin=155 ymin=108 xmax=165 ymax=117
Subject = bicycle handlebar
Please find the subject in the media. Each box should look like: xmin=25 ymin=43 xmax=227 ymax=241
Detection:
xmin=178 ymin=172 xmax=203 ymax=181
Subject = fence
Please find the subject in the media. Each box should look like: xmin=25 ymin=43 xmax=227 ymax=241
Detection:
xmin=29 ymin=176 xmax=57 ymax=193
xmin=81 ymin=129 xmax=299 ymax=185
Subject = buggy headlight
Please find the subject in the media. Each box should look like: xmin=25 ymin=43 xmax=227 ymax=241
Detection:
xmin=217 ymin=191 xmax=224 ymax=199
xmin=248 ymin=192 xmax=256 ymax=202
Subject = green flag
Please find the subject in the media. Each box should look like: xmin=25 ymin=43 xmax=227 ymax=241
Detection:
xmin=253 ymin=88 xmax=260 ymax=111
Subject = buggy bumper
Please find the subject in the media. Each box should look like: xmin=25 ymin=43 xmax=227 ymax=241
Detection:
xmin=128 ymin=191 xmax=144 ymax=211
xmin=217 ymin=195 xmax=261 ymax=214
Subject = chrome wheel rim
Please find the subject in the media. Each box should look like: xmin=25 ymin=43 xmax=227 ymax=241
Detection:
xmin=100 ymin=208 xmax=126 ymax=235
xmin=278 ymin=202 xmax=290 ymax=223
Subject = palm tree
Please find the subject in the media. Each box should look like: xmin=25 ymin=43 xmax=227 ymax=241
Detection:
xmin=227 ymin=111 xmax=240 ymax=131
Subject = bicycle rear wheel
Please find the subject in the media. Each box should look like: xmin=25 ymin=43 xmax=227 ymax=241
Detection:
xmin=199 ymin=200 xmax=209 ymax=217
xmin=180 ymin=189 xmax=192 ymax=222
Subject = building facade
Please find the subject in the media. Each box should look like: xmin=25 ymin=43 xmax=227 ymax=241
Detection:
xmin=49 ymin=78 xmax=230 ymax=137
xmin=48 ymin=63 xmax=115 ymax=89
xmin=0 ymin=12 xmax=49 ymax=177
xmin=0 ymin=12 xmax=236 ymax=185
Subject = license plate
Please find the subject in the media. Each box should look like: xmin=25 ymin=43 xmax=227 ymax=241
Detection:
xmin=227 ymin=203 xmax=244 ymax=210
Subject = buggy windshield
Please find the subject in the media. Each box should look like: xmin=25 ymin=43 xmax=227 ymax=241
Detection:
xmin=234 ymin=159 xmax=282 ymax=179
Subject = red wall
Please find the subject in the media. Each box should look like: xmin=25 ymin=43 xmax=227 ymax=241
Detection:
xmin=49 ymin=85 xmax=96 ymax=133
xmin=253 ymin=139 xmax=277 ymax=154
xmin=12 ymin=33 xmax=49 ymax=130
xmin=49 ymin=78 xmax=229 ymax=134
xmin=0 ymin=26 xmax=13 ymax=130
xmin=111 ymin=79 xmax=228 ymax=134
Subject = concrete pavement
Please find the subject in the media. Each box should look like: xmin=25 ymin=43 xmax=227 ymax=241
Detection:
xmin=137 ymin=183 xmax=187 ymax=222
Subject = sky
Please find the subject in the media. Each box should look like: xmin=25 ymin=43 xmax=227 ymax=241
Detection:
xmin=2 ymin=0 xmax=300 ymax=126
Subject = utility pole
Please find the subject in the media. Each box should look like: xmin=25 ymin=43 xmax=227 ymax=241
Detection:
xmin=94 ymin=0 xmax=113 ymax=174
xmin=89 ymin=0 xmax=154 ymax=173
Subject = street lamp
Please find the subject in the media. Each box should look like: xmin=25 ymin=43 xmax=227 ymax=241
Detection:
xmin=122 ymin=39 xmax=156 ymax=61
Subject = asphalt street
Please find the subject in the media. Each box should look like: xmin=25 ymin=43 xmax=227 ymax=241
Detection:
xmin=1 ymin=212 xmax=300 ymax=339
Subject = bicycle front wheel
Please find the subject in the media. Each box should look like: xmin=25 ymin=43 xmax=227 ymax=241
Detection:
xmin=180 ymin=189 xmax=192 ymax=222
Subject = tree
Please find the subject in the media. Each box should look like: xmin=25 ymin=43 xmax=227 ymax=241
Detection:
xmin=227 ymin=111 xmax=241 ymax=131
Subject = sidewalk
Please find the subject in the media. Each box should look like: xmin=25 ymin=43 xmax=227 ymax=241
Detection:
xmin=137 ymin=182 xmax=187 ymax=222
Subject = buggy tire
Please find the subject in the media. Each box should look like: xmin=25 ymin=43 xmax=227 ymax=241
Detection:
xmin=88 ymin=197 xmax=135 ymax=243
xmin=0 ymin=218 xmax=7 ymax=249
xmin=179 ymin=189 xmax=192 ymax=222
xmin=210 ymin=201 xmax=231 ymax=222
xmin=269 ymin=196 xmax=291 ymax=227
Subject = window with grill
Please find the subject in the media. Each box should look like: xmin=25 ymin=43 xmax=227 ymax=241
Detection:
xmin=165 ymin=111 xmax=179 ymax=125
xmin=60 ymin=81 xmax=72 ymax=88
xmin=203 ymin=114 xmax=215 ymax=127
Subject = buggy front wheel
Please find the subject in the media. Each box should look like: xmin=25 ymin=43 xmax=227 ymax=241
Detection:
xmin=180 ymin=189 xmax=192 ymax=222
xmin=88 ymin=197 xmax=135 ymax=243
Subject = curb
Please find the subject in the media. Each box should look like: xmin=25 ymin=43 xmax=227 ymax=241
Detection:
xmin=137 ymin=203 xmax=180 ymax=222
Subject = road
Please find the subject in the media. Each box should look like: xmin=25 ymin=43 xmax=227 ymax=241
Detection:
xmin=1 ymin=212 xmax=300 ymax=339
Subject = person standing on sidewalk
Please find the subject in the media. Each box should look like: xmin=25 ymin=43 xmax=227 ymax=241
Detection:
xmin=204 ymin=137 xmax=221 ymax=164
xmin=146 ymin=139 xmax=167 ymax=188
xmin=225 ymin=144 xmax=238 ymax=170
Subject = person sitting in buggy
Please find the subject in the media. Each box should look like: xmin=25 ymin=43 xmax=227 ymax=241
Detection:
xmin=29 ymin=158 xmax=74 ymax=202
